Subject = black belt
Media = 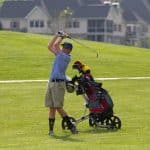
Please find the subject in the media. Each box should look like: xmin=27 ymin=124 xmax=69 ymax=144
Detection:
xmin=51 ymin=79 xmax=65 ymax=82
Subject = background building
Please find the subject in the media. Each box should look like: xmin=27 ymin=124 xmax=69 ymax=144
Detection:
xmin=0 ymin=0 xmax=150 ymax=48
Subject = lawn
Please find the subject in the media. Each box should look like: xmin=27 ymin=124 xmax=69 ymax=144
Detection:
xmin=0 ymin=31 xmax=150 ymax=150
xmin=0 ymin=31 xmax=150 ymax=80
xmin=0 ymin=80 xmax=149 ymax=150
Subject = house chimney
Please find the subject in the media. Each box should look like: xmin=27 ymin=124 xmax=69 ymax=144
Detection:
xmin=112 ymin=2 xmax=120 ymax=8
xmin=103 ymin=0 xmax=112 ymax=5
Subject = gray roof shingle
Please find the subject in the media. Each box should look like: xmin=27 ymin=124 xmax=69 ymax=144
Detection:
xmin=122 ymin=5 xmax=137 ymax=23
xmin=1 ymin=0 xmax=149 ymax=24
xmin=121 ymin=0 xmax=150 ymax=23
xmin=82 ymin=0 xmax=102 ymax=5
xmin=0 ymin=0 xmax=36 ymax=18
xmin=38 ymin=0 xmax=109 ymax=18
xmin=42 ymin=0 xmax=80 ymax=17
xmin=74 ymin=5 xmax=110 ymax=18
xmin=0 ymin=0 xmax=108 ymax=19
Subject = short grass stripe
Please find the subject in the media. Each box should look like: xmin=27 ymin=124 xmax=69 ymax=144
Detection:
xmin=0 ymin=77 xmax=150 ymax=83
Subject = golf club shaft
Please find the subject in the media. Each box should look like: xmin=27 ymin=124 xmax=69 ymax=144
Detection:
xmin=69 ymin=36 xmax=99 ymax=58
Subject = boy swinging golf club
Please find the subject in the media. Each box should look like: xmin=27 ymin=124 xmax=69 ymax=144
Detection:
xmin=45 ymin=31 xmax=78 ymax=135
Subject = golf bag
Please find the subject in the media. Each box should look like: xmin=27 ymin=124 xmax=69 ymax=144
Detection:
xmin=64 ymin=74 xmax=121 ymax=129
xmin=72 ymin=73 xmax=114 ymax=121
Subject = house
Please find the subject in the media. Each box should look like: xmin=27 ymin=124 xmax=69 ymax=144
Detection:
xmin=69 ymin=4 xmax=125 ymax=44
xmin=121 ymin=0 xmax=150 ymax=47
xmin=41 ymin=0 xmax=126 ymax=44
xmin=0 ymin=0 xmax=149 ymax=48
xmin=0 ymin=0 xmax=51 ymax=33
xmin=0 ymin=0 xmax=125 ymax=45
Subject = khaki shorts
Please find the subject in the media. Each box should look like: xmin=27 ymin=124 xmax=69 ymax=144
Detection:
xmin=45 ymin=81 xmax=66 ymax=108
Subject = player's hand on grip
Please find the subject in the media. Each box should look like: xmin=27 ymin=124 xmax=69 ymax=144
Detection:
xmin=57 ymin=31 xmax=71 ymax=39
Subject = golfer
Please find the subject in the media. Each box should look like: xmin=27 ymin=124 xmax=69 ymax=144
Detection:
xmin=45 ymin=31 xmax=78 ymax=135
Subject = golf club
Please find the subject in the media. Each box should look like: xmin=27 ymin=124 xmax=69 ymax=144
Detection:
xmin=68 ymin=35 xmax=100 ymax=58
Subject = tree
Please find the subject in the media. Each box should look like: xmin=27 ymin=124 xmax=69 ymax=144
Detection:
xmin=144 ymin=37 xmax=150 ymax=48
xmin=50 ymin=7 xmax=73 ymax=33
xmin=59 ymin=7 xmax=73 ymax=31
xmin=0 ymin=22 xmax=2 ymax=30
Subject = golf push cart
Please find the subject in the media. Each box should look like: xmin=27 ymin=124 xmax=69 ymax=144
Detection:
xmin=62 ymin=75 xmax=122 ymax=131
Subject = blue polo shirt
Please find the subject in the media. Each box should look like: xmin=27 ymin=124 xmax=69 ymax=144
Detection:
xmin=50 ymin=51 xmax=71 ymax=80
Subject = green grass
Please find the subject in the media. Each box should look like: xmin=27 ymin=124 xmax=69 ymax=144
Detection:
xmin=0 ymin=80 xmax=150 ymax=150
xmin=148 ymin=38 xmax=150 ymax=48
xmin=0 ymin=31 xmax=150 ymax=149
xmin=0 ymin=0 xmax=4 ymax=4
xmin=0 ymin=31 xmax=150 ymax=80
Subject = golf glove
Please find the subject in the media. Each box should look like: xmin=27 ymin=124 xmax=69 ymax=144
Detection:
xmin=57 ymin=31 xmax=70 ymax=39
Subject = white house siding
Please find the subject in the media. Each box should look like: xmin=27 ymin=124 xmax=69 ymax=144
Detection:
xmin=0 ymin=18 xmax=27 ymax=31
xmin=26 ymin=6 xmax=51 ymax=34
xmin=108 ymin=7 xmax=126 ymax=36
xmin=107 ymin=6 xmax=126 ymax=44
xmin=20 ymin=19 xmax=28 ymax=31
xmin=0 ymin=18 xmax=11 ymax=29
xmin=145 ymin=24 xmax=150 ymax=37
xmin=66 ymin=18 xmax=87 ymax=38
xmin=148 ymin=25 xmax=150 ymax=36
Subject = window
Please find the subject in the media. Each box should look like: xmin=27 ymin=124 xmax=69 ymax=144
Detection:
xmin=35 ymin=21 xmax=39 ymax=27
xmin=30 ymin=20 xmax=44 ymax=28
xmin=47 ymin=21 xmax=51 ymax=28
xmin=66 ymin=21 xmax=80 ymax=28
xmin=113 ymin=24 xmax=122 ymax=32
xmin=88 ymin=19 xmax=105 ymax=33
xmin=87 ymin=35 xmax=104 ymax=42
xmin=10 ymin=21 xmax=19 ymax=29
xmin=73 ymin=21 xmax=79 ymax=28
xmin=66 ymin=22 xmax=72 ymax=28
xmin=87 ymin=35 xmax=96 ymax=41
xmin=97 ymin=20 xmax=105 ymax=32
xmin=40 ymin=21 xmax=44 ymax=27
xmin=113 ymin=24 xmax=117 ymax=31
xmin=142 ymin=25 xmax=148 ymax=32
xmin=97 ymin=35 xmax=104 ymax=41
xmin=88 ymin=20 xmax=96 ymax=32
xmin=106 ymin=20 xmax=113 ymax=32
xmin=126 ymin=26 xmax=131 ymax=33
xmin=118 ymin=24 xmax=122 ymax=32
xmin=30 ymin=21 xmax=34 ymax=27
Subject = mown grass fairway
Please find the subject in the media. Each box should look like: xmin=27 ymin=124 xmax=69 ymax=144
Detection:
xmin=0 ymin=81 xmax=150 ymax=150
xmin=0 ymin=31 xmax=150 ymax=150
xmin=0 ymin=31 xmax=150 ymax=80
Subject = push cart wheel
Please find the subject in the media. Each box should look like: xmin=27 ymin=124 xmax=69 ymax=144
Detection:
xmin=89 ymin=118 xmax=96 ymax=127
xmin=61 ymin=116 xmax=76 ymax=130
xmin=89 ymin=116 xmax=102 ymax=127
xmin=106 ymin=116 xmax=121 ymax=129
